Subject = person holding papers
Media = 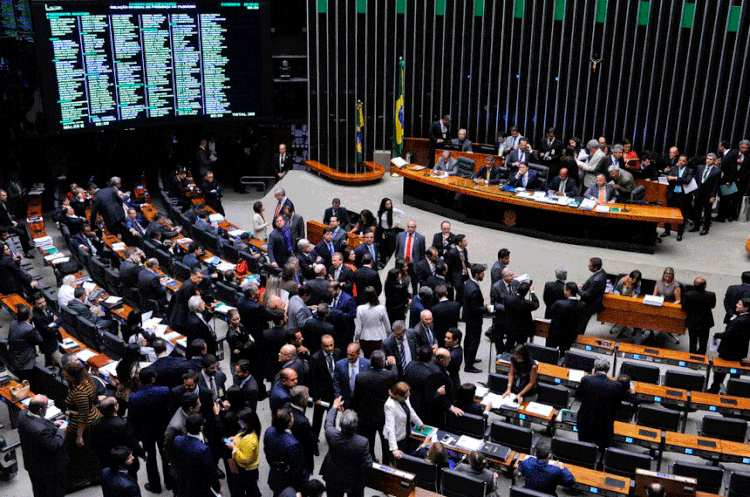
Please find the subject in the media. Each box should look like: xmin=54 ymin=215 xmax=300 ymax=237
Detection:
xmin=661 ymin=154 xmax=695 ymax=241
xmin=502 ymin=344 xmax=538 ymax=405
xmin=583 ymin=174 xmax=615 ymax=204
xmin=432 ymin=150 xmax=458 ymax=176
xmin=546 ymin=168 xmax=577 ymax=197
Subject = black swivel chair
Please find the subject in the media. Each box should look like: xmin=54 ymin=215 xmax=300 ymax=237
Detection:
xmin=636 ymin=404 xmax=681 ymax=432
xmin=441 ymin=468 xmax=487 ymax=497
xmin=103 ymin=267 xmax=121 ymax=296
xmin=59 ymin=305 xmax=79 ymax=334
xmin=455 ymin=158 xmax=476 ymax=179
xmin=222 ymin=243 xmax=240 ymax=263
xmin=155 ymin=248 xmax=174 ymax=275
xmin=101 ymin=331 xmax=127 ymax=360
xmin=670 ymin=461 xmax=724 ymax=494
xmin=215 ymin=281 xmax=240 ymax=306
xmin=619 ymin=361 xmax=660 ymax=385
xmin=76 ymin=316 xmax=103 ymax=352
xmin=446 ymin=412 xmax=486 ymax=438
xmin=488 ymin=421 xmax=535 ymax=454
xmin=603 ymin=447 xmax=653 ymax=478
xmin=699 ymin=415 xmax=748 ymax=443
xmin=41 ymin=288 xmax=59 ymax=315
xmin=527 ymin=343 xmax=560 ymax=365
xmin=395 ymin=454 xmax=439 ymax=492
xmin=550 ymin=436 xmax=598 ymax=469
xmin=173 ymin=260 xmax=192 ymax=282
xmin=509 ymin=486 xmax=555 ymax=497
xmin=727 ymin=378 xmax=750 ymax=399
xmin=727 ymin=470 xmax=750 ymax=497
xmin=487 ymin=373 xmax=509 ymax=394
xmin=536 ymin=384 xmax=571 ymax=410
xmin=664 ymin=370 xmax=705 ymax=392
xmin=527 ymin=163 xmax=550 ymax=185
xmin=563 ymin=350 xmax=598 ymax=373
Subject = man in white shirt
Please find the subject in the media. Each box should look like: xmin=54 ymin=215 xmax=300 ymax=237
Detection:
xmin=57 ymin=274 xmax=77 ymax=309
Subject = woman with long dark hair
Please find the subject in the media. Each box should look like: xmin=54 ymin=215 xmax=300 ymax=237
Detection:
xmin=349 ymin=209 xmax=377 ymax=236
xmin=252 ymin=201 xmax=271 ymax=241
xmin=376 ymin=198 xmax=404 ymax=266
xmin=354 ymin=286 xmax=390 ymax=358
xmin=226 ymin=408 xmax=262 ymax=497
xmin=63 ymin=360 xmax=102 ymax=491
xmin=384 ymin=259 xmax=411 ymax=323
xmin=114 ymin=343 xmax=142 ymax=415
xmin=502 ymin=344 xmax=539 ymax=405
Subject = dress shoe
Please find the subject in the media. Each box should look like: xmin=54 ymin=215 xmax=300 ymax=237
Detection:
xmin=473 ymin=359 xmax=482 ymax=364
xmin=676 ymin=235 xmax=683 ymax=241
xmin=24 ymin=252 xmax=35 ymax=259
xmin=688 ymin=226 xmax=700 ymax=233
xmin=700 ymin=229 xmax=708 ymax=235
xmin=217 ymin=468 xmax=226 ymax=479
xmin=464 ymin=366 xmax=482 ymax=373
xmin=660 ymin=231 xmax=670 ymax=237
xmin=484 ymin=330 xmax=493 ymax=339
xmin=144 ymin=483 xmax=162 ymax=494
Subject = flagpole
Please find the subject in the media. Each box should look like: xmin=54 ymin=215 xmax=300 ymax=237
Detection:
xmin=392 ymin=57 xmax=405 ymax=176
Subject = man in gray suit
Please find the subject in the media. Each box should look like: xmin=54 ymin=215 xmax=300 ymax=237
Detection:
xmin=284 ymin=204 xmax=305 ymax=252
xmin=490 ymin=268 xmax=520 ymax=354
xmin=287 ymin=284 xmax=314 ymax=331
xmin=432 ymin=150 xmax=458 ymax=175
xmin=323 ymin=399 xmax=373 ymax=497
xmin=579 ymin=139 xmax=607 ymax=188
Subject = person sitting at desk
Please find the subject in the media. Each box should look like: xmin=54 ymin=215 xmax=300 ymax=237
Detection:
xmin=614 ymin=270 xmax=642 ymax=297
xmin=508 ymin=162 xmax=541 ymax=190
xmin=412 ymin=440 xmax=453 ymax=471
xmin=517 ymin=441 xmax=575 ymax=497
xmin=472 ymin=156 xmax=503 ymax=184
xmin=454 ymin=451 xmax=497 ymax=493
xmin=584 ymin=174 xmax=615 ymax=204
xmin=451 ymin=129 xmax=473 ymax=152
xmin=608 ymin=165 xmax=637 ymax=199
xmin=546 ymin=168 xmax=577 ymax=197
xmin=194 ymin=209 xmax=219 ymax=236
xmin=453 ymin=383 xmax=491 ymax=416
xmin=502 ymin=344 xmax=538 ymax=405
xmin=432 ymin=150 xmax=458 ymax=176
xmin=654 ymin=267 xmax=682 ymax=303
xmin=182 ymin=241 xmax=205 ymax=271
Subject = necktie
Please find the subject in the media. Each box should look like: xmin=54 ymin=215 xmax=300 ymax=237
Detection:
xmin=398 ymin=339 xmax=407 ymax=371
xmin=675 ymin=168 xmax=685 ymax=193
xmin=349 ymin=363 xmax=357 ymax=392
xmin=369 ymin=244 xmax=375 ymax=260
xmin=703 ymin=166 xmax=712 ymax=182
xmin=280 ymin=154 xmax=284 ymax=167
xmin=405 ymin=234 xmax=413 ymax=263
xmin=486 ymin=167 xmax=491 ymax=182
xmin=599 ymin=187 xmax=606 ymax=202
xmin=209 ymin=375 xmax=217 ymax=401
xmin=328 ymin=242 xmax=334 ymax=254
xmin=275 ymin=201 xmax=282 ymax=217
xmin=335 ymin=268 xmax=341 ymax=280
xmin=520 ymin=151 xmax=525 ymax=163
xmin=459 ymin=250 xmax=466 ymax=273
xmin=426 ymin=326 xmax=435 ymax=346
xmin=522 ymin=174 xmax=528 ymax=188
xmin=558 ymin=179 xmax=565 ymax=195
xmin=327 ymin=353 xmax=334 ymax=376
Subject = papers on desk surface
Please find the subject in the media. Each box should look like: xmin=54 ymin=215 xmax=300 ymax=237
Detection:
xmin=98 ymin=361 xmax=119 ymax=378
xmin=228 ymin=229 xmax=245 ymax=237
xmin=142 ymin=317 xmax=163 ymax=330
xmin=44 ymin=252 xmax=65 ymax=261
xmin=568 ymin=369 xmax=586 ymax=383
xmin=208 ymin=213 xmax=224 ymax=223
xmin=51 ymin=257 xmax=70 ymax=264
xmin=45 ymin=405 xmax=62 ymax=420
xmin=391 ymin=157 xmax=409 ymax=168
xmin=112 ymin=242 xmax=126 ymax=251
xmin=176 ymin=337 xmax=187 ymax=348
xmin=475 ymin=385 xmax=489 ymax=398
xmin=579 ymin=198 xmax=597 ymax=211
xmin=151 ymin=324 xmax=169 ymax=337
xmin=82 ymin=281 xmax=98 ymax=292
xmin=214 ymin=302 xmax=237 ymax=314
xmin=61 ymin=337 xmax=79 ymax=350
xmin=525 ymin=402 xmax=554 ymax=417
xmin=482 ymin=392 xmax=519 ymax=410
xmin=163 ymin=331 xmax=181 ymax=341
xmin=33 ymin=235 xmax=52 ymax=245
xmin=103 ymin=296 xmax=122 ymax=305
xmin=594 ymin=205 xmax=611 ymax=213
xmin=174 ymin=237 xmax=193 ymax=245
xmin=643 ymin=295 xmax=665 ymax=307
xmin=216 ymin=262 xmax=236 ymax=272
xmin=456 ymin=435 xmax=484 ymax=452
xmin=431 ymin=172 xmax=449 ymax=179
xmin=75 ymin=349 xmax=98 ymax=361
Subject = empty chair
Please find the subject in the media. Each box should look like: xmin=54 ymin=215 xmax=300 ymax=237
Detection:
xmin=89 ymin=256 xmax=108 ymax=288
xmin=510 ymin=486 xmax=556 ymax=497
xmin=488 ymin=421 xmax=534 ymax=454
xmin=142 ymin=239 xmax=159 ymax=258
xmin=619 ymin=361 xmax=660 ymax=385
xmin=32 ymin=364 xmax=68 ymax=408
xmin=727 ymin=470 xmax=750 ymax=497
xmin=76 ymin=316 xmax=102 ymax=352
xmin=727 ymin=378 xmax=750 ymax=399
xmin=664 ymin=370 xmax=705 ymax=392
xmin=455 ymin=157 xmax=476 ymax=179
xmin=103 ymin=267 xmax=121 ymax=296
xmin=670 ymin=461 xmax=724 ymax=494
xmin=222 ymin=243 xmax=240 ymax=263
xmin=215 ymin=281 xmax=240 ymax=306
xmin=59 ymin=305 xmax=79 ymax=334
xmin=202 ymin=231 xmax=222 ymax=252
xmin=603 ymin=447 xmax=652 ymax=478
xmin=536 ymin=384 xmax=570 ymax=410
xmin=563 ymin=350 xmax=597 ymax=373
xmin=441 ymin=468 xmax=487 ymax=497
xmin=550 ymin=437 xmax=598 ymax=469
xmin=636 ymin=404 xmax=681 ymax=432
xmin=615 ymin=401 xmax=635 ymax=422
xmin=155 ymin=248 xmax=174 ymax=275
xmin=446 ymin=412 xmax=485 ymax=438
xmin=488 ymin=373 xmax=509 ymax=394
xmin=173 ymin=260 xmax=192 ymax=282
xmin=527 ymin=343 xmax=560 ymax=365
xmin=395 ymin=453 xmax=439 ymax=492
xmin=101 ymin=331 xmax=126 ymax=360
xmin=699 ymin=415 xmax=747 ymax=443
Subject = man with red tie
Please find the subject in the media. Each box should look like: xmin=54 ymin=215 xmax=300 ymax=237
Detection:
xmin=395 ymin=220 xmax=426 ymax=293
xmin=273 ymin=187 xmax=294 ymax=218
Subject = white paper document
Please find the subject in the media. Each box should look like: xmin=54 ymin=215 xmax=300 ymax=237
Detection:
xmin=75 ymin=349 xmax=98 ymax=361
xmin=594 ymin=205 xmax=611 ymax=213
xmin=657 ymin=176 xmax=670 ymax=185
xmin=481 ymin=392 xmax=519 ymax=410
xmin=209 ymin=214 xmax=224 ymax=223
xmin=82 ymin=282 xmax=98 ymax=292
xmin=475 ymin=385 xmax=489 ymax=398
xmin=683 ymin=178 xmax=698 ymax=194
xmin=228 ymin=229 xmax=245 ymax=237
xmin=98 ymin=361 xmax=119 ymax=378
xmin=524 ymin=402 xmax=555 ymax=417
xmin=643 ymin=295 xmax=664 ymax=307
xmin=390 ymin=157 xmax=409 ymax=167
xmin=112 ymin=242 xmax=127 ymax=251
xmin=568 ymin=369 xmax=586 ymax=383
xmin=579 ymin=198 xmax=597 ymax=211
xmin=455 ymin=435 xmax=484 ymax=452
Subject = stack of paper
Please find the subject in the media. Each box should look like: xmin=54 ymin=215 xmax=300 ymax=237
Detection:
xmin=175 ymin=237 xmax=193 ymax=245
xmin=228 ymin=229 xmax=246 ymax=237
xmin=75 ymin=349 xmax=98 ymax=362
xmin=32 ymin=235 xmax=52 ymax=246
xmin=152 ymin=324 xmax=169 ymax=337
xmin=209 ymin=213 xmax=224 ymax=223
xmin=455 ymin=435 xmax=484 ymax=452
xmin=61 ymin=337 xmax=79 ymax=350
xmin=176 ymin=337 xmax=187 ymax=348
xmin=104 ymin=296 xmax=122 ymax=305
xmin=579 ymin=198 xmax=597 ymax=211
xmin=163 ymin=331 xmax=182 ymax=341
xmin=82 ymin=282 xmax=98 ymax=292
xmin=112 ymin=242 xmax=127 ymax=251
xmin=481 ymin=392 xmax=519 ymax=410
xmin=98 ymin=361 xmax=119 ymax=378
xmin=475 ymin=385 xmax=489 ymax=398
xmin=643 ymin=295 xmax=665 ymax=307
xmin=45 ymin=405 xmax=62 ymax=419
xmin=594 ymin=205 xmax=611 ymax=213
xmin=568 ymin=369 xmax=586 ymax=383
xmin=216 ymin=262 xmax=236 ymax=272
xmin=525 ymin=402 xmax=555 ymax=417
xmin=51 ymin=257 xmax=70 ymax=264
xmin=44 ymin=252 xmax=65 ymax=262
xmin=214 ymin=303 xmax=237 ymax=314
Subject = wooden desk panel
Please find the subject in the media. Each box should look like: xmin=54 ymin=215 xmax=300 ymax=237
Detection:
xmin=306 ymin=220 xmax=363 ymax=249
xmin=573 ymin=335 xmax=617 ymax=355
xmin=305 ymin=160 xmax=386 ymax=183
xmin=599 ymin=294 xmax=686 ymax=335
xmin=719 ymin=440 xmax=750 ymax=465
xmin=664 ymin=432 xmax=723 ymax=460
xmin=0 ymin=379 xmax=35 ymax=410
xmin=711 ymin=357 xmax=750 ymax=375
xmin=633 ymin=382 xmax=688 ymax=406
xmin=689 ymin=391 xmax=750 ymax=417
xmin=613 ymin=421 xmax=662 ymax=449
xmin=617 ymin=342 xmax=707 ymax=369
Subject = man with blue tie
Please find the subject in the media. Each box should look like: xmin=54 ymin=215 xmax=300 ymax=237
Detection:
xmin=661 ymin=154 xmax=695 ymax=241
xmin=411 ymin=309 xmax=437 ymax=350
xmin=333 ymin=343 xmax=371 ymax=407
xmin=354 ymin=231 xmax=378 ymax=268
xmin=506 ymin=138 xmax=536 ymax=168
xmin=329 ymin=216 xmax=348 ymax=250
xmin=125 ymin=208 xmax=147 ymax=241
xmin=314 ymin=228 xmax=337 ymax=267
xmin=691 ymin=153 xmax=721 ymax=236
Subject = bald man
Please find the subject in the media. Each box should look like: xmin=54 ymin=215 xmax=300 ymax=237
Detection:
xmin=307 ymin=263 xmax=330 ymax=305
xmin=18 ymin=395 xmax=68 ymax=497
xmin=333 ymin=343 xmax=371 ymax=407
xmin=425 ymin=348 xmax=464 ymax=428
xmin=412 ymin=309 xmax=437 ymax=349
xmin=270 ymin=367 xmax=298 ymax=414
xmin=682 ymin=277 xmax=716 ymax=354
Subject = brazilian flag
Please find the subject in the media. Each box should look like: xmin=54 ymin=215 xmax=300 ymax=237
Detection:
xmin=393 ymin=58 xmax=405 ymax=158
xmin=356 ymin=100 xmax=364 ymax=165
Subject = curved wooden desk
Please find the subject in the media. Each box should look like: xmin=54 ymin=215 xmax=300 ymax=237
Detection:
xmin=394 ymin=167 xmax=682 ymax=253
xmin=304 ymin=159 xmax=385 ymax=183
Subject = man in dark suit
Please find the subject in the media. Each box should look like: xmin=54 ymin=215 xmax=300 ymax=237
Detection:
xmin=283 ymin=204 xmax=305 ymax=250
xmin=128 ymin=370 xmax=171 ymax=493
xmin=506 ymin=139 xmax=537 ymax=168
xmin=323 ymin=198 xmax=349 ymax=227
xmin=353 ymin=253 xmax=382 ymax=305
xmin=314 ymin=228 xmax=337 ymax=268
xmin=546 ymin=167 xmax=578 ymax=197
xmin=426 ymin=348 xmax=465 ymax=428
xmin=199 ymin=171 xmax=224 ymax=215
xmin=354 ymin=231 xmax=378 ymax=268
xmin=661 ymin=154 xmax=694 ymax=240
xmin=265 ymin=407 xmax=308 ymax=495
xmin=145 ymin=214 xmax=180 ymax=241
xmin=143 ymin=339 xmax=185 ymax=389
xmin=444 ymin=328 xmax=463 ymax=395
xmin=538 ymin=127 xmax=563 ymax=166
xmin=119 ymin=248 xmax=145 ymax=289
xmin=306 ymin=266 xmax=331 ymax=306
xmin=445 ymin=234 xmax=470 ymax=303
xmin=504 ymin=281 xmax=540 ymax=349
xmin=101 ymin=447 xmax=141 ymax=497
xmin=403 ymin=345 xmax=436 ymax=420
xmin=431 ymin=285 xmax=461 ymax=347
xmin=185 ymin=296 xmax=217 ymax=356
xmin=583 ymin=173 xmax=616 ymax=203
xmin=0 ymin=189 xmax=34 ymax=256
xmin=333 ymin=343 xmax=371 ymax=407
xmin=0 ymin=242 xmax=35 ymax=296
xmin=67 ymin=287 xmax=117 ymax=333
xmin=463 ymin=264 xmax=490 ymax=373
xmin=267 ymin=215 xmax=293 ymax=268
xmin=546 ymin=283 xmax=585 ymax=354
xmin=89 ymin=181 xmax=126 ymax=234
xmin=395 ymin=220 xmax=426 ymax=292
xmin=91 ymin=398 xmax=144 ymax=477
xmin=328 ymin=281 xmax=356 ymax=345
xmin=709 ymin=297 xmax=750 ymax=393
xmin=301 ymin=304 xmax=335 ymax=355
xmin=428 ymin=115 xmax=452 ymax=168
xmin=298 ymin=240 xmax=319 ymax=280
xmin=717 ymin=140 xmax=742 ymax=222
xmin=273 ymin=187 xmax=295 ymax=218
xmin=432 ymin=150 xmax=458 ymax=175
xmin=431 ymin=220 xmax=455 ymax=258
xmin=543 ymin=268 xmax=568 ymax=319
xmin=232 ymin=359 xmax=259 ymax=412
xmin=681 ymin=277 xmax=716 ymax=355
xmin=269 ymin=367 xmax=297 ymax=414
xmin=168 ymin=370 xmax=214 ymax=421
xmin=18 ymin=395 xmax=68 ymax=497
xmin=168 ymin=267 xmax=203 ymax=332
xmin=381 ymin=321 xmax=417 ymax=379
xmin=576 ymin=358 xmax=625 ymax=450
xmin=415 ymin=247 xmax=439 ymax=286
xmin=577 ymin=257 xmax=607 ymax=336
xmin=508 ymin=161 xmax=541 ymax=190
xmin=411 ymin=309 xmax=438 ymax=350
xmin=30 ymin=293 xmax=61 ymax=367
xmin=138 ymin=258 xmax=168 ymax=313
xmin=309 ymin=334 xmax=342 ymax=437
xmin=351 ymin=350 xmax=397 ymax=462
xmin=490 ymin=267 xmax=520 ymax=355
xmin=451 ymin=128 xmax=473 ymax=151
xmin=472 ymin=156 xmax=504 ymax=184
xmin=173 ymin=414 xmax=221 ymax=497
xmin=324 ymin=399 xmax=373 ymax=497
xmin=290 ymin=386 xmax=318 ymax=474
xmin=490 ymin=248 xmax=511 ymax=286
xmin=723 ymin=272 xmax=750 ymax=323
xmin=427 ymin=262 xmax=453 ymax=301
xmin=329 ymin=253 xmax=355 ymax=295
xmin=8 ymin=305 xmax=43 ymax=385
xmin=690 ymin=153 xmax=721 ymax=235
xmin=236 ymin=285 xmax=271 ymax=342
xmin=273 ymin=143 xmax=294 ymax=180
